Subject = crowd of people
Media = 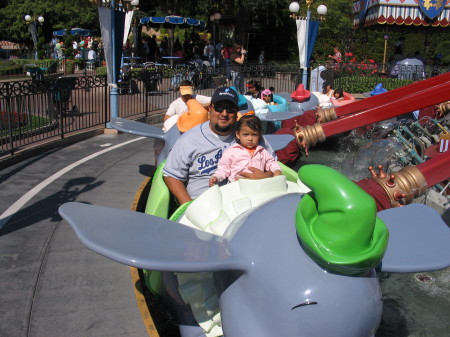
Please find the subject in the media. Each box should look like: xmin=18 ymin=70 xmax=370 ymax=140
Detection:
xmin=30 ymin=30 xmax=255 ymax=91
xmin=137 ymin=34 xmax=251 ymax=91
xmin=50 ymin=35 xmax=101 ymax=62
xmin=138 ymin=33 xmax=246 ymax=68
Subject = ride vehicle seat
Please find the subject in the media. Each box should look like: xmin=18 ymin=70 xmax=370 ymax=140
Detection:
xmin=331 ymin=92 xmax=356 ymax=106
xmin=179 ymin=175 xmax=309 ymax=235
xmin=267 ymin=94 xmax=288 ymax=113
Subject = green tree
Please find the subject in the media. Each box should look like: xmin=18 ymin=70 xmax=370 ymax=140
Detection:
xmin=37 ymin=36 xmax=45 ymax=59
xmin=2 ymin=0 xmax=448 ymax=65
xmin=64 ymin=32 xmax=75 ymax=59
xmin=435 ymin=41 xmax=450 ymax=65
xmin=0 ymin=0 xmax=98 ymax=45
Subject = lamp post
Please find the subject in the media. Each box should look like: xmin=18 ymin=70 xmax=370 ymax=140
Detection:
xmin=25 ymin=14 xmax=44 ymax=60
xmin=382 ymin=33 xmax=389 ymax=75
xmin=289 ymin=1 xmax=327 ymax=89
xmin=209 ymin=12 xmax=221 ymax=67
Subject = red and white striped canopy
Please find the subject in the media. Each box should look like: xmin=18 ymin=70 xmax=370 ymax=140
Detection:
xmin=0 ymin=41 xmax=22 ymax=50
xmin=353 ymin=0 xmax=450 ymax=28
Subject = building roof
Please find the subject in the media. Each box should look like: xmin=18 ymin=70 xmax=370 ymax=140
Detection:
xmin=353 ymin=0 xmax=450 ymax=28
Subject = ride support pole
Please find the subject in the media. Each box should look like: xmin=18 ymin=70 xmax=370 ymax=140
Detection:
xmin=416 ymin=150 xmax=450 ymax=188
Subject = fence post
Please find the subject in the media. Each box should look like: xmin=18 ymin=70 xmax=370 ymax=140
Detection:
xmin=104 ymin=77 xmax=109 ymax=126
xmin=4 ymin=82 xmax=15 ymax=155
xmin=145 ymin=70 xmax=149 ymax=118
xmin=53 ymin=78 xmax=65 ymax=140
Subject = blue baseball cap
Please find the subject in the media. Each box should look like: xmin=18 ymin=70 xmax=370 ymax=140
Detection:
xmin=211 ymin=87 xmax=238 ymax=106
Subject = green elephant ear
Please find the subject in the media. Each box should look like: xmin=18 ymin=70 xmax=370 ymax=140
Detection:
xmin=296 ymin=164 xmax=389 ymax=275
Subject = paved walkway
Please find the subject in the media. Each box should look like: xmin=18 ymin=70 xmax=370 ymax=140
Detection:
xmin=0 ymin=132 xmax=157 ymax=337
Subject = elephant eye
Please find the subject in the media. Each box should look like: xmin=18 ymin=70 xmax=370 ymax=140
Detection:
xmin=291 ymin=301 xmax=318 ymax=310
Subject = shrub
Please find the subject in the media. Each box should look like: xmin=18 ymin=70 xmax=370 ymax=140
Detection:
xmin=0 ymin=111 xmax=29 ymax=129
xmin=64 ymin=60 xmax=75 ymax=74
xmin=334 ymin=75 xmax=414 ymax=93
xmin=37 ymin=37 xmax=45 ymax=60
xmin=64 ymin=34 xmax=75 ymax=59
xmin=435 ymin=41 xmax=450 ymax=65
xmin=0 ymin=61 xmax=24 ymax=76
xmin=95 ymin=66 xmax=107 ymax=76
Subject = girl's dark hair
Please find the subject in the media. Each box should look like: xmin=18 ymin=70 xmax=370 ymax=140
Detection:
xmin=236 ymin=115 xmax=262 ymax=141
xmin=335 ymin=88 xmax=344 ymax=98
xmin=232 ymin=44 xmax=241 ymax=52
xmin=247 ymin=79 xmax=262 ymax=91
xmin=322 ymin=81 xmax=333 ymax=94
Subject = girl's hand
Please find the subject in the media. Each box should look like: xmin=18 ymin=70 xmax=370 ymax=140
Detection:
xmin=209 ymin=176 xmax=218 ymax=186
xmin=238 ymin=167 xmax=273 ymax=180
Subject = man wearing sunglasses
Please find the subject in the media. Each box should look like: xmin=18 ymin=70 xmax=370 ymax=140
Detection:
xmin=163 ymin=87 xmax=275 ymax=205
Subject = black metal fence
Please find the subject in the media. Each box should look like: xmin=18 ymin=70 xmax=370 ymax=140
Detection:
xmin=0 ymin=58 xmax=98 ymax=81
xmin=1 ymin=62 xmax=449 ymax=158
xmin=0 ymin=75 xmax=108 ymax=156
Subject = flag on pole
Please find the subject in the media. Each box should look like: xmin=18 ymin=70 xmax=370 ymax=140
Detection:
xmin=296 ymin=19 xmax=307 ymax=70
xmin=296 ymin=19 xmax=321 ymax=70
xmin=123 ymin=10 xmax=134 ymax=45
xmin=98 ymin=6 xmax=126 ymax=84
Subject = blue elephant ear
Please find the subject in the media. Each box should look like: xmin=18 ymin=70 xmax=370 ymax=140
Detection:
xmin=230 ymin=86 xmax=248 ymax=108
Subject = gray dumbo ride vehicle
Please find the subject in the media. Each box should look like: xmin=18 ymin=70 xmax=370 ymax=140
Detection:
xmin=59 ymin=118 xmax=450 ymax=337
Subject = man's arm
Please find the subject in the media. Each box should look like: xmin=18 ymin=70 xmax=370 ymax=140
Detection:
xmin=193 ymin=95 xmax=212 ymax=110
xmin=163 ymin=176 xmax=192 ymax=205
xmin=232 ymin=53 xmax=245 ymax=65
xmin=164 ymin=101 xmax=178 ymax=121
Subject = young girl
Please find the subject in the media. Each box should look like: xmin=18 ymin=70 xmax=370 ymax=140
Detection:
xmin=209 ymin=115 xmax=282 ymax=186
xmin=332 ymin=88 xmax=344 ymax=101
xmin=261 ymin=89 xmax=278 ymax=105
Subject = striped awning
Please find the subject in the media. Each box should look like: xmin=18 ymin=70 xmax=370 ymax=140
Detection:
xmin=353 ymin=0 xmax=450 ymax=28
xmin=52 ymin=28 xmax=95 ymax=37
xmin=0 ymin=41 xmax=22 ymax=50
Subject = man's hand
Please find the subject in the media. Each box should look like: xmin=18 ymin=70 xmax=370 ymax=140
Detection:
xmin=238 ymin=167 xmax=273 ymax=180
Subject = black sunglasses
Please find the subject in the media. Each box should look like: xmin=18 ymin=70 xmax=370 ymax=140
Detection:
xmin=213 ymin=104 xmax=238 ymax=114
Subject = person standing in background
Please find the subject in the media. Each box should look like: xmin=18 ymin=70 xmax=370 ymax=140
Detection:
xmin=230 ymin=44 xmax=246 ymax=94
xmin=142 ymin=37 xmax=150 ymax=62
xmin=221 ymin=43 xmax=232 ymax=84
xmin=328 ymin=47 xmax=342 ymax=63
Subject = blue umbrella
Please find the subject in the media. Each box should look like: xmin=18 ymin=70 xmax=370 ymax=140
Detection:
xmin=53 ymin=28 xmax=96 ymax=37
xmin=140 ymin=16 xmax=206 ymax=65
xmin=140 ymin=16 xmax=206 ymax=29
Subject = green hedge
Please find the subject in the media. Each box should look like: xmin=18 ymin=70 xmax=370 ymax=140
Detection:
xmin=0 ymin=115 xmax=49 ymax=137
xmin=95 ymin=66 xmax=107 ymax=76
xmin=334 ymin=75 xmax=414 ymax=93
xmin=0 ymin=61 xmax=24 ymax=76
